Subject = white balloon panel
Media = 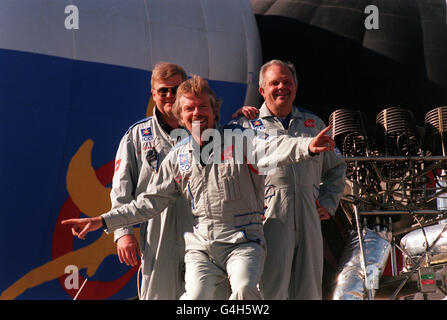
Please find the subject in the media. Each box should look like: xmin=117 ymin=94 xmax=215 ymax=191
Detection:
xmin=0 ymin=0 xmax=262 ymax=300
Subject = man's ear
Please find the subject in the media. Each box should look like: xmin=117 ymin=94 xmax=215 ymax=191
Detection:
xmin=259 ymin=86 xmax=265 ymax=98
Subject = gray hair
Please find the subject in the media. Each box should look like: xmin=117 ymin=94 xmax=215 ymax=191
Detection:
xmin=258 ymin=59 xmax=298 ymax=88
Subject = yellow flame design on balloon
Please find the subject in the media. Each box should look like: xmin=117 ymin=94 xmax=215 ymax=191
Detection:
xmin=0 ymin=95 xmax=156 ymax=300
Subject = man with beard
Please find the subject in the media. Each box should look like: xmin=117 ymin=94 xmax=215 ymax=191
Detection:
xmin=62 ymin=75 xmax=336 ymax=299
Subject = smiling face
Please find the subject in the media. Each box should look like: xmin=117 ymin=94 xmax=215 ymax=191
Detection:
xmin=180 ymin=93 xmax=217 ymax=144
xmin=259 ymin=63 xmax=297 ymax=117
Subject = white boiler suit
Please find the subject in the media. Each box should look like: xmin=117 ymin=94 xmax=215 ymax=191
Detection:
xmin=103 ymin=124 xmax=315 ymax=299
xmin=111 ymin=108 xmax=193 ymax=299
xmin=232 ymin=104 xmax=346 ymax=299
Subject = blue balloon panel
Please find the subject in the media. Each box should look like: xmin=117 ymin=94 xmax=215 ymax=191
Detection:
xmin=0 ymin=48 xmax=247 ymax=300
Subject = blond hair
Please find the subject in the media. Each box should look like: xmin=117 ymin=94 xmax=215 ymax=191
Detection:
xmin=150 ymin=62 xmax=187 ymax=89
xmin=172 ymin=75 xmax=222 ymax=124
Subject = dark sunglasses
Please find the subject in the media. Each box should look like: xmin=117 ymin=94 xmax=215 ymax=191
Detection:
xmin=156 ymin=86 xmax=178 ymax=97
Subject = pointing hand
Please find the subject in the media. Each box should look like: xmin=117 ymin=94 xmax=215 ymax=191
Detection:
xmin=61 ymin=216 xmax=103 ymax=239
xmin=308 ymin=126 xmax=335 ymax=154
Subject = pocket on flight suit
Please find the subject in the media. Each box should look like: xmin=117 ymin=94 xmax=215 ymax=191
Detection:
xmin=233 ymin=213 xmax=265 ymax=247
xmin=241 ymin=222 xmax=264 ymax=247
xmin=222 ymin=176 xmax=241 ymax=202
xmin=218 ymin=164 xmax=241 ymax=202
xmin=263 ymin=186 xmax=291 ymax=222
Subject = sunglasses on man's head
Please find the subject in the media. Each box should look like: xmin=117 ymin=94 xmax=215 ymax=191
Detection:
xmin=156 ymin=86 xmax=178 ymax=97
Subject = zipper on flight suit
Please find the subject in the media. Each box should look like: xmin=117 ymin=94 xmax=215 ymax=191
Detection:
xmin=187 ymin=182 xmax=195 ymax=210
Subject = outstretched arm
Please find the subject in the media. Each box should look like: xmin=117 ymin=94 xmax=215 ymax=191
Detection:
xmin=250 ymin=125 xmax=335 ymax=172
xmin=61 ymin=154 xmax=181 ymax=240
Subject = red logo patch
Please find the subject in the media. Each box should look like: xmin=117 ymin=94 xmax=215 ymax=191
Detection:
xmin=304 ymin=119 xmax=315 ymax=128
xmin=115 ymin=159 xmax=121 ymax=172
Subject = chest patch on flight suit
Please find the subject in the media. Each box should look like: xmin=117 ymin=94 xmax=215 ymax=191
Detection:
xmin=249 ymin=119 xmax=265 ymax=131
xmin=256 ymin=132 xmax=270 ymax=141
xmin=304 ymin=119 xmax=315 ymax=128
xmin=140 ymin=127 xmax=154 ymax=142
xmin=178 ymin=152 xmax=191 ymax=172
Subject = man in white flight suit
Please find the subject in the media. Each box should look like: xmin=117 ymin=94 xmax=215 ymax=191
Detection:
xmin=232 ymin=60 xmax=347 ymax=299
xmin=61 ymin=75 xmax=336 ymax=300
xmin=111 ymin=62 xmax=193 ymax=299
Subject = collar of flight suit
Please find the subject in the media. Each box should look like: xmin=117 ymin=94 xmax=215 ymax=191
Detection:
xmin=152 ymin=106 xmax=185 ymax=144
xmin=181 ymin=125 xmax=225 ymax=166
xmin=184 ymin=125 xmax=224 ymax=150
xmin=258 ymin=102 xmax=304 ymax=121
xmin=154 ymin=106 xmax=177 ymax=135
